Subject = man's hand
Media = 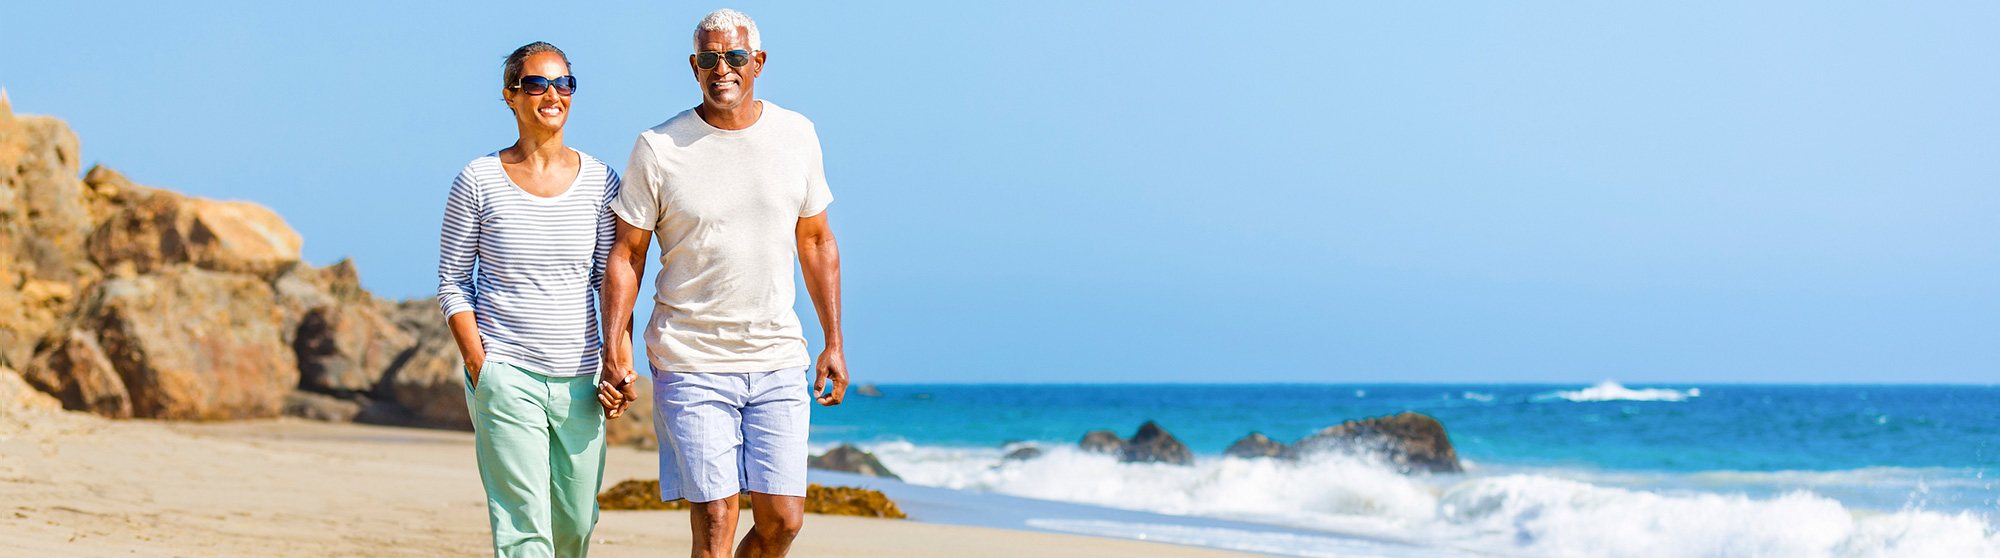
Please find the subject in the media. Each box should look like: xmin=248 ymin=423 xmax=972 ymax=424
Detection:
xmin=813 ymin=348 xmax=848 ymax=406
xmin=598 ymin=362 xmax=637 ymax=418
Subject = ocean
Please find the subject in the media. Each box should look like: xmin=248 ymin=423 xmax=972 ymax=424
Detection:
xmin=803 ymin=382 xmax=2000 ymax=558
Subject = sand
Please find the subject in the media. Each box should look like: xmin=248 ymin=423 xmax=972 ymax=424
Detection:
xmin=0 ymin=408 xmax=1259 ymax=557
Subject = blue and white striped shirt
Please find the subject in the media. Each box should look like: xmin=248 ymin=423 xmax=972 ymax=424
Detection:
xmin=436 ymin=151 xmax=619 ymax=377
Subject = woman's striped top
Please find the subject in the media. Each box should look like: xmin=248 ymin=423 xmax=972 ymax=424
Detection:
xmin=436 ymin=151 xmax=619 ymax=377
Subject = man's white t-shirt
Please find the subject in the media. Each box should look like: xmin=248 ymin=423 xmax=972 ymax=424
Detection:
xmin=611 ymin=101 xmax=833 ymax=373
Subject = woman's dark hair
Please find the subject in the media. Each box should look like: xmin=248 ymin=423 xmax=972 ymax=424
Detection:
xmin=503 ymin=42 xmax=570 ymax=90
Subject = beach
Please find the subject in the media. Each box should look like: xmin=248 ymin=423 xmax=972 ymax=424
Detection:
xmin=0 ymin=409 xmax=1259 ymax=558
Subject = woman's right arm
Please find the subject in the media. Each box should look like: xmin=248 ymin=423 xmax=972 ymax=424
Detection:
xmin=437 ymin=169 xmax=485 ymax=385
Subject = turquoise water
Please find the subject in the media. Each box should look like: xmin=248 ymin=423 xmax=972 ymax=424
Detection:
xmin=804 ymin=382 xmax=2000 ymax=558
xmin=813 ymin=383 xmax=1998 ymax=472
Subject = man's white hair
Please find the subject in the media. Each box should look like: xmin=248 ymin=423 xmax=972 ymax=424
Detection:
xmin=695 ymin=9 xmax=761 ymax=51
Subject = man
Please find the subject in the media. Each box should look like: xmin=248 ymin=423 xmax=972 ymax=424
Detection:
xmin=598 ymin=8 xmax=847 ymax=558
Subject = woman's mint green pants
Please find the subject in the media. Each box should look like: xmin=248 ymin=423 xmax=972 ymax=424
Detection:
xmin=465 ymin=361 xmax=607 ymax=558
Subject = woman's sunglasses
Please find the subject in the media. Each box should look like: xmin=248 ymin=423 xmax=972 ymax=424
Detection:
xmin=511 ymin=75 xmax=577 ymax=96
xmin=694 ymin=50 xmax=755 ymax=70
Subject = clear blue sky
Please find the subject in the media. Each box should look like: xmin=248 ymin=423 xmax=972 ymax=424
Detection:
xmin=5 ymin=1 xmax=1995 ymax=384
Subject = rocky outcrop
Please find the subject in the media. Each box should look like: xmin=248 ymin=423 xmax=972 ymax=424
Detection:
xmin=1120 ymin=421 xmax=1194 ymax=465
xmin=854 ymin=383 xmax=881 ymax=397
xmin=1284 ymin=412 xmax=1462 ymax=473
xmin=0 ymin=93 xmax=103 ymax=368
xmin=1224 ymin=432 xmax=1286 ymax=458
xmin=808 ymin=444 xmax=901 ymax=480
xmin=0 ymin=101 xmax=467 ymax=427
xmin=1079 ymin=430 xmax=1123 ymax=453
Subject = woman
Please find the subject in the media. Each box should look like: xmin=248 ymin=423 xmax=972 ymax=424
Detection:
xmin=435 ymin=41 xmax=623 ymax=558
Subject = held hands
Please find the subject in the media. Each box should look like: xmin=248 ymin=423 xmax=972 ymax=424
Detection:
xmin=814 ymin=348 xmax=849 ymax=406
xmin=597 ymin=362 xmax=638 ymax=419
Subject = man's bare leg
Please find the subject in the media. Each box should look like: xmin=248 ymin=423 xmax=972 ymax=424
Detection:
xmin=689 ymin=496 xmax=742 ymax=558
xmin=733 ymin=493 xmax=804 ymax=558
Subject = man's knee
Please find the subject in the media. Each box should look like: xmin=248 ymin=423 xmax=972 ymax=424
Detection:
xmin=753 ymin=509 xmax=804 ymax=541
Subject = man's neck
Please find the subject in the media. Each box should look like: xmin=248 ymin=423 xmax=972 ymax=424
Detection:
xmin=696 ymin=99 xmax=763 ymax=131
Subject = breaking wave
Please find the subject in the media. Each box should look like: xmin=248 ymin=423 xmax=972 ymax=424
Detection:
xmin=834 ymin=441 xmax=2000 ymax=558
xmin=1538 ymin=380 xmax=1700 ymax=402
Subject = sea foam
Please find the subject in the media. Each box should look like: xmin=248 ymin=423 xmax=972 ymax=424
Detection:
xmin=840 ymin=441 xmax=2000 ymax=558
xmin=1538 ymin=380 xmax=1699 ymax=402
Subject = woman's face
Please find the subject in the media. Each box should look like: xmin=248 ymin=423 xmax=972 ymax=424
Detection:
xmin=504 ymin=52 xmax=572 ymax=132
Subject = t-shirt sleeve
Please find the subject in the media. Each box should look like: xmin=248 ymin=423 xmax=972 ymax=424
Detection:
xmin=800 ymin=124 xmax=834 ymax=218
xmin=610 ymin=134 xmax=660 ymax=231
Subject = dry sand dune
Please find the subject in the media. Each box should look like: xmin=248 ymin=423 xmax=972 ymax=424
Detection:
xmin=0 ymin=404 xmax=1256 ymax=557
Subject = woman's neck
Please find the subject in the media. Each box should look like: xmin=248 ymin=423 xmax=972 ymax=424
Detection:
xmin=505 ymin=128 xmax=568 ymax=168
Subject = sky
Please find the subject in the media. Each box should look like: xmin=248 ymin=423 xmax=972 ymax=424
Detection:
xmin=3 ymin=1 xmax=1995 ymax=384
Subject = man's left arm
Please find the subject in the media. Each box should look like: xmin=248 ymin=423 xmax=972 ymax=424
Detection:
xmin=796 ymin=211 xmax=846 ymax=406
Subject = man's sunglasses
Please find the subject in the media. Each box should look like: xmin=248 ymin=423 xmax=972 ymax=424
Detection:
xmin=694 ymin=50 xmax=755 ymax=70
xmin=511 ymin=75 xmax=577 ymax=96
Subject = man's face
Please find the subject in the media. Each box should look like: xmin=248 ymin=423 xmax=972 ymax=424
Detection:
xmin=690 ymin=27 xmax=764 ymax=111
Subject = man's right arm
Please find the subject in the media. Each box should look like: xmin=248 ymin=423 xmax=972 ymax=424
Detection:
xmin=598 ymin=217 xmax=651 ymax=413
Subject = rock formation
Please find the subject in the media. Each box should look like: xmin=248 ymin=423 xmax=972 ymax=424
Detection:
xmin=0 ymin=100 xmax=537 ymax=431
xmin=807 ymin=444 xmax=901 ymax=480
xmin=1119 ymin=421 xmax=1194 ymax=465
xmin=1224 ymin=432 xmax=1286 ymax=458
xmin=1078 ymin=430 xmax=1123 ymax=453
xmin=1283 ymin=412 xmax=1462 ymax=473
xmin=1077 ymin=422 xmax=1195 ymax=466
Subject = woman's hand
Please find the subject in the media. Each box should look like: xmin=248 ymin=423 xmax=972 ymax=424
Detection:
xmin=598 ymin=363 xmax=636 ymax=418
xmin=447 ymin=311 xmax=487 ymax=387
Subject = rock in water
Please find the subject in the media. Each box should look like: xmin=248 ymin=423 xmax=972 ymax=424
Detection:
xmin=1003 ymin=446 xmax=1043 ymax=461
xmin=1224 ymin=432 xmax=1286 ymax=458
xmin=1078 ymin=430 xmax=1123 ymax=453
xmin=1283 ymin=412 xmax=1462 ymax=473
xmin=855 ymin=383 xmax=881 ymax=397
xmin=1120 ymin=421 xmax=1194 ymax=466
xmin=808 ymin=444 xmax=902 ymax=480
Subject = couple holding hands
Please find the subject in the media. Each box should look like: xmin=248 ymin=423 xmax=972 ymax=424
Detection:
xmin=436 ymin=9 xmax=847 ymax=558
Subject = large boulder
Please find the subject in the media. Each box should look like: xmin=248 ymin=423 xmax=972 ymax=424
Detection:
xmin=293 ymin=301 xmax=413 ymax=393
xmin=0 ymin=97 xmax=102 ymax=368
xmin=377 ymin=298 xmax=469 ymax=430
xmin=1119 ymin=421 xmax=1194 ymax=466
xmin=1224 ymin=432 xmax=1286 ymax=459
xmin=19 ymin=327 xmax=130 ymax=418
xmin=74 ymin=266 xmax=296 ymax=419
xmin=808 ymin=444 xmax=901 ymax=480
xmin=1284 ymin=412 xmax=1462 ymax=473
xmin=87 ymin=190 xmax=303 ymax=278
